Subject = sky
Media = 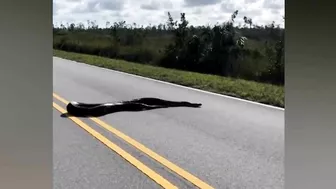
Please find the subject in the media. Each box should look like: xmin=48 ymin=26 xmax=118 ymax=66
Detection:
xmin=53 ymin=0 xmax=284 ymax=28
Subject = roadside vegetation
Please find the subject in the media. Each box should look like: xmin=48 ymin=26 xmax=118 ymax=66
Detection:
xmin=53 ymin=10 xmax=284 ymax=107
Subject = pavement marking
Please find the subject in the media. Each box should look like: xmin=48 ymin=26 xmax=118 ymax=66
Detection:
xmin=53 ymin=92 xmax=215 ymax=189
xmin=54 ymin=56 xmax=284 ymax=111
xmin=53 ymin=102 xmax=178 ymax=189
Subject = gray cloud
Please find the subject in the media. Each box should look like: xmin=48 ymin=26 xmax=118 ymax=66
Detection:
xmin=263 ymin=0 xmax=283 ymax=10
xmin=72 ymin=3 xmax=98 ymax=13
xmin=221 ymin=2 xmax=238 ymax=13
xmin=162 ymin=0 xmax=173 ymax=9
xmin=72 ymin=0 xmax=124 ymax=13
xmin=53 ymin=2 xmax=60 ymax=15
xmin=184 ymin=0 xmax=221 ymax=7
xmin=244 ymin=0 xmax=258 ymax=3
xmin=141 ymin=0 xmax=173 ymax=10
xmin=98 ymin=0 xmax=124 ymax=10
xmin=141 ymin=1 xmax=161 ymax=10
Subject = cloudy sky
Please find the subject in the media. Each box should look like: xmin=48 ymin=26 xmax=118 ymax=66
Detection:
xmin=53 ymin=0 xmax=284 ymax=28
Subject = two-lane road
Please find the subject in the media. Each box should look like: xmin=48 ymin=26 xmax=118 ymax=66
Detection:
xmin=53 ymin=57 xmax=284 ymax=189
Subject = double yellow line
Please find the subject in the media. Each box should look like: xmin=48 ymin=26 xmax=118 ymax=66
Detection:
xmin=53 ymin=93 xmax=214 ymax=189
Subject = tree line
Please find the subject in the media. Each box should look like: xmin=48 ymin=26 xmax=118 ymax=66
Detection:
xmin=53 ymin=10 xmax=284 ymax=85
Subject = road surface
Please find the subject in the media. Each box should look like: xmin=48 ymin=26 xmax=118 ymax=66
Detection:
xmin=53 ymin=57 xmax=284 ymax=189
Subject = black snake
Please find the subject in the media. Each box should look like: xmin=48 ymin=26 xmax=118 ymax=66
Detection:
xmin=65 ymin=97 xmax=202 ymax=117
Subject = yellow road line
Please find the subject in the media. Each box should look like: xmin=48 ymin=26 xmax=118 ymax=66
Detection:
xmin=53 ymin=92 xmax=215 ymax=189
xmin=52 ymin=102 xmax=178 ymax=189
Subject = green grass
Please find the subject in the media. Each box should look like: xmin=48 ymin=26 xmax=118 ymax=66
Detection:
xmin=53 ymin=49 xmax=284 ymax=108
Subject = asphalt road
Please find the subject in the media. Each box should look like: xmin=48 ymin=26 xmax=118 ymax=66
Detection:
xmin=53 ymin=57 xmax=284 ymax=189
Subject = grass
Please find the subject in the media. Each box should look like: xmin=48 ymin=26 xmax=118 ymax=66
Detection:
xmin=53 ymin=49 xmax=284 ymax=108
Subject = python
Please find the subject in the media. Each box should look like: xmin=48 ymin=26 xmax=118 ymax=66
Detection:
xmin=66 ymin=97 xmax=202 ymax=117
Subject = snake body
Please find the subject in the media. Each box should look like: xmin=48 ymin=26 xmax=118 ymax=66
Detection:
xmin=66 ymin=97 xmax=202 ymax=117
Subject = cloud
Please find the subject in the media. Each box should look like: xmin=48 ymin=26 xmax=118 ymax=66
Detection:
xmin=221 ymin=0 xmax=243 ymax=13
xmin=70 ymin=0 xmax=124 ymax=13
xmin=183 ymin=0 xmax=221 ymax=7
xmin=141 ymin=2 xmax=160 ymax=10
xmin=53 ymin=2 xmax=60 ymax=15
xmin=263 ymin=0 xmax=283 ymax=10
xmin=97 ymin=0 xmax=124 ymax=11
xmin=53 ymin=0 xmax=285 ymax=27
xmin=141 ymin=1 xmax=161 ymax=10
xmin=244 ymin=0 xmax=258 ymax=3
xmin=141 ymin=0 xmax=174 ymax=10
